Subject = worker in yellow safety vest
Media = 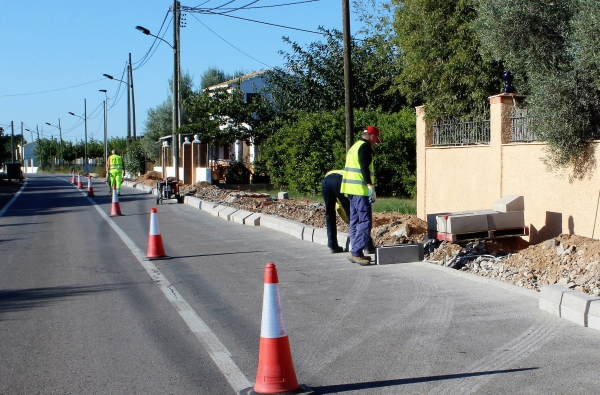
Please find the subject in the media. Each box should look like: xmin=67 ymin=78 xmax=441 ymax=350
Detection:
xmin=106 ymin=149 xmax=125 ymax=195
xmin=322 ymin=170 xmax=375 ymax=254
xmin=340 ymin=126 xmax=382 ymax=266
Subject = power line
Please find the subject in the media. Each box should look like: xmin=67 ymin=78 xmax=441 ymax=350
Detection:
xmin=134 ymin=17 xmax=173 ymax=71
xmin=190 ymin=13 xmax=272 ymax=68
xmin=200 ymin=10 xmax=322 ymax=34
xmin=183 ymin=0 xmax=320 ymax=13
xmin=132 ymin=10 xmax=171 ymax=68
xmin=0 ymin=78 xmax=105 ymax=98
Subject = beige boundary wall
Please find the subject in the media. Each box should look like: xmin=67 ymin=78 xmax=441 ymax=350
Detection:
xmin=417 ymin=94 xmax=600 ymax=244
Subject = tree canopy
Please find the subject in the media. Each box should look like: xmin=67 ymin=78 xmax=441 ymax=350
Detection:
xmin=264 ymin=27 xmax=404 ymax=115
xmin=474 ymin=0 xmax=600 ymax=169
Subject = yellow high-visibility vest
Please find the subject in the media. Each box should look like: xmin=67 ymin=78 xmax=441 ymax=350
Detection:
xmin=340 ymin=140 xmax=374 ymax=196
xmin=109 ymin=155 xmax=123 ymax=173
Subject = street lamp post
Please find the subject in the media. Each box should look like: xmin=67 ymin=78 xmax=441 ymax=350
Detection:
xmin=45 ymin=120 xmax=63 ymax=165
xmin=68 ymin=99 xmax=87 ymax=167
xmin=136 ymin=1 xmax=181 ymax=182
xmin=103 ymin=68 xmax=137 ymax=140
xmin=99 ymin=90 xmax=108 ymax=168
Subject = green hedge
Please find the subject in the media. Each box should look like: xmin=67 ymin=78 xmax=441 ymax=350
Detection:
xmin=261 ymin=108 xmax=416 ymax=198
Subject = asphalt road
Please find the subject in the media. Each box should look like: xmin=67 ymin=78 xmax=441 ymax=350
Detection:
xmin=1 ymin=174 xmax=599 ymax=395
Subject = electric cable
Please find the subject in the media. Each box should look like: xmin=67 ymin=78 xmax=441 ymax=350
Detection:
xmin=133 ymin=10 xmax=171 ymax=68
xmin=198 ymin=10 xmax=322 ymax=34
xmin=190 ymin=13 xmax=272 ymax=68
xmin=134 ymin=17 xmax=173 ymax=71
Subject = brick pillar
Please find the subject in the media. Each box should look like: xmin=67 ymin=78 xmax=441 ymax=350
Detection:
xmin=416 ymin=106 xmax=433 ymax=220
xmin=489 ymin=93 xmax=525 ymax=198
xmin=182 ymin=136 xmax=192 ymax=185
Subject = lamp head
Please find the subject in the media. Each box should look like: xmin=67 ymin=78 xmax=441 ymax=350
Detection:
xmin=99 ymin=89 xmax=107 ymax=93
xmin=103 ymin=74 xmax=114 ymax=80
xmin=45 ymin=122 xmax=51 ymax=126
xmin=68 ymin=112 xmax=75 ymax=116
xmin=135 ymin=26 xmax=151 ymax=35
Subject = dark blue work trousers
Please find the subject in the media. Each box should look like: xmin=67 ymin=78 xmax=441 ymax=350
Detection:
xmin=322 ymin=173 xmax=350 ymax=249
xmin=349 ymin=195 xmax=372 ymax=257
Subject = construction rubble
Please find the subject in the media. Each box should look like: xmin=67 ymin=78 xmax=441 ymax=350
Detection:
xmin=130 ymin=176 xmax=600 ymax=297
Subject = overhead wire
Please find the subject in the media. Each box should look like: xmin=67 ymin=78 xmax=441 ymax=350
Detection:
xmin=189 ymin=13 xmax=272 ymax=68
xmin=132 ymin=10 xmax=171 ymax=69
xmin=134 ymin=17 xmax=173 ymax=71
xmin=197 ymin=10 xmax=322 ymax=34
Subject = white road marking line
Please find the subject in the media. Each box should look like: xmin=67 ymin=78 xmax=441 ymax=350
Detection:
xmin=62 ymin=176 xmax=252 ymax=393
xmin=0 ymin=180 xmax=28 ymax=218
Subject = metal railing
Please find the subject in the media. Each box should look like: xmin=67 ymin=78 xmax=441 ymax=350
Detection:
xmin=511 ymin=108 xmax=538 ymax=142
xmin=432 ymin=119 xmax=490 ymax=146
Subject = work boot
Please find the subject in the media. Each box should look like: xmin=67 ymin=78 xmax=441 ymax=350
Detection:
xmin=347 ymin=254 xmax=370 ymax=266
xmin=330 ymin=246 xmax=344 ymax=254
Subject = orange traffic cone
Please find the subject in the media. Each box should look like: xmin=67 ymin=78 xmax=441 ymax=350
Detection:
xmin=146 ymin=207 xmax=168 ymax=259
xmin=240 ymin=263 xmax=314 ymax=395
xmin=77 ymin=173 xmax=83 ymax=189
xmin=87 ymin=176 xmax=95 ymax=197
xmin=110 ymin=187 xmax=123 ymax=216
xmin=71 ymin=172 xmax=75 ymax=184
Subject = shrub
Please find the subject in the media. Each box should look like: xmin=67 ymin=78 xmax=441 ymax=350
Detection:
xmin=261 ymin=107 xmax=416 ymax=197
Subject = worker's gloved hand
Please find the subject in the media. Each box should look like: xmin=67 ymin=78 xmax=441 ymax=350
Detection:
xmin=368 ymin=185 xmax=376 ymax=204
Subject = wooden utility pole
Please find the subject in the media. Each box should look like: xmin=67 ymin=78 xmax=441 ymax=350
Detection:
xmin=342 ymin=0 xmax=354 ymax=152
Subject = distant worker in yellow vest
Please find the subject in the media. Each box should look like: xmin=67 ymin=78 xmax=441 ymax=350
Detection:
xmin=321 ymin=170 xmax=375 ymax=254
xmin=340 ymin=126 xmax=381 ymax=266
xmin=107 ymin=149 xmax=125 ymax=196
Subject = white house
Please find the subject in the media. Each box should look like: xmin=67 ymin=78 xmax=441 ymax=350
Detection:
xmin=154 ymin=70 xmax=270 ymax=183
xmin=206 ymin=70 xmax=268 ymax=166
xmin=21 ymin=141 xmax=38 ymax=173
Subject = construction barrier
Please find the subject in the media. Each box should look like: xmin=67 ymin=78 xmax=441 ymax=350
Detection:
xmin=87 ymin=176 xmax=95 ymax=197
xmin=110 ymin=187 xmax=123 ymax=216
xmin=240 ymin=263 xmax=314 ymax=395
xmin=146 ymin=207 xmax=168 ymax=259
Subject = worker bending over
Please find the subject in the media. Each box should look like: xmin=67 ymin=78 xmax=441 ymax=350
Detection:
xmin=340 ymin=126 xmax=382 ymax=266
xmin=322 ymin=170 xmax=375 ymax=254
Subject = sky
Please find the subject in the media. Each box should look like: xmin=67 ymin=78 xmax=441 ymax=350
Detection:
xmin=0 ymin=0 xmax=381 ymax=145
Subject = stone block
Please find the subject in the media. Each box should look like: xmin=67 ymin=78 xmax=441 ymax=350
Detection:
xmin=487 ymin=211 xmax=525 ymax=230
xmin=244 ymin=212 xmax=262 ymax=226
xmin=338 ymin=232 xmax=350 ymax=251
xmin=185 ymin=196 xmax=202 ymax=209
xmin=312 ymin=228 xmax=328 ymax=246
xmin=201 ymin=201 xmax=218 ymax=213
xmin=586 ymin=300 xmax=600 ymax=331
xmin=427 ymin=212 xmax=455 ymax=231
xmin=436 ymin=212 xmax=489 ymax=234
xmin=277 ymin=192 xmax=289 ymax=200
xmin=376 ymin=243 xmax=424 ymax=265
xmin=261 ymin=215 xmax=305 ymax=239
xmin=492 ymin=195 xmax=524 ymax=212
xmin=561 ymin=291 xmax=598 ymax=327
xmin=539 ymin=284 xmax=571 ymax=316
xmin=231 ymin=210 xmax=254 ymax=225
xmin=211 ymin=205 xmax=229 ymax=217
xmin=218 ymin=207 xmax=238 ymax=221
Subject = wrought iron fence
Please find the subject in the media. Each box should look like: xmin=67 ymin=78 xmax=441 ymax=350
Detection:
xmin=511 ymin=108 xmax=538 ymax=142
xmin=432 ymin=119 xmax=490 ymax=146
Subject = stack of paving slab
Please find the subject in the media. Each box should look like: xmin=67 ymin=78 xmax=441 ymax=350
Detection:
xmin=427 ymin=195 xmax=528 ymax=242
xmin=539 ymin=284 xmax=600 ymax=331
